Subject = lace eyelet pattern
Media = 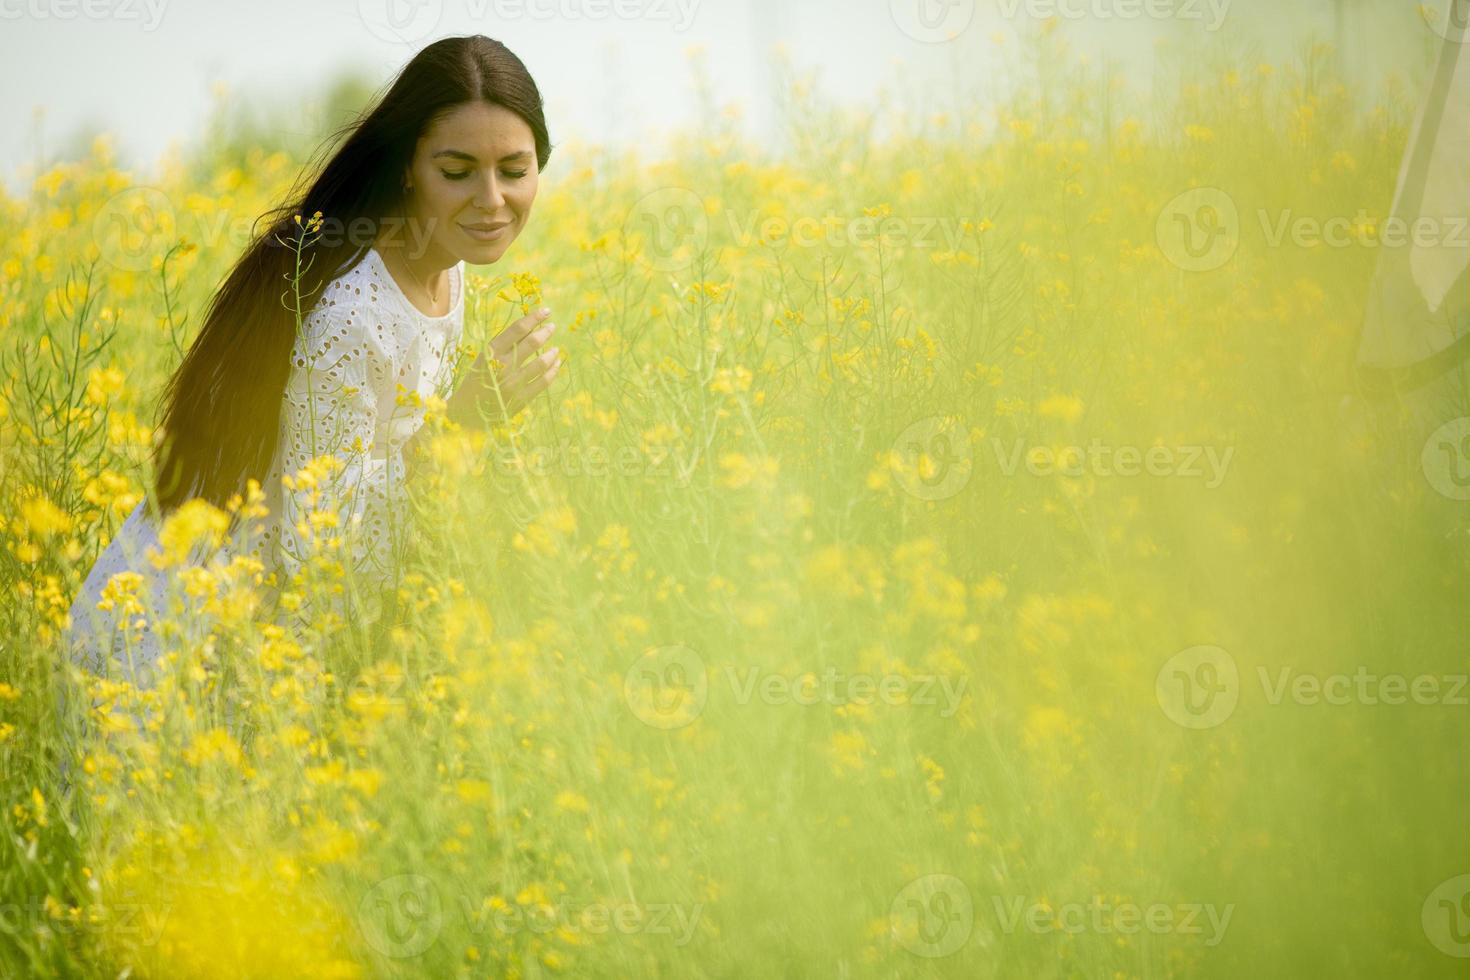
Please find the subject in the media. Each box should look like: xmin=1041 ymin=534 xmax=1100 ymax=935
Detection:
xmin=64 ymin=247 xmax=466 ymax=683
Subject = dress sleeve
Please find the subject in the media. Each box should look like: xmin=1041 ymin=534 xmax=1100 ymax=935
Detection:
xmin=273 ymin=294 xmax=404 ymax=604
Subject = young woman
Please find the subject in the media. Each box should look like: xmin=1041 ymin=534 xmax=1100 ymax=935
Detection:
xmin=64 ymin=35 xmax=565 ymax=687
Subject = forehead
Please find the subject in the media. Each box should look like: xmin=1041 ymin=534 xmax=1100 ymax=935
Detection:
xmin=419 ymin=102 xmax=535 ymax=157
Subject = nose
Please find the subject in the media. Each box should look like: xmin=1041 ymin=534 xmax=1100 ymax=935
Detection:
xmin=473 ymin=171 xmax=507 ymax=212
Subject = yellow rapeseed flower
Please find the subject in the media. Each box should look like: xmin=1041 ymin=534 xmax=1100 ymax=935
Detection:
xmin=1037 ymin=394 xmax=1084 ymax=422
xmin=19 ymin=494 xmax=72 ymax=538
xmin=149 ymin=498 xmax=230 ymax=569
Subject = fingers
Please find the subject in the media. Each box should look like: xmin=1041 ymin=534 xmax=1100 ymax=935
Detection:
xmin=474 ymin=316 xmax=565 ymax=423
xmin=493 ymin=348 xmax=564 ymax=417
xmin=491 ymin=306 xmax=554 ymax=363
xmin=512 ymin=353 xmax=566 ymax=404
xmin=503 ymin=345 xmax=562 ymax=389
xmin=495 ymin=318 xmax=555 ymax=370
xmin=512 ymin=319 xmax=558 ymax=366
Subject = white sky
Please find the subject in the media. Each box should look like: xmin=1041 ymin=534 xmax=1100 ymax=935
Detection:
xmin=0 ymin=0 xmax=1436 ymax=196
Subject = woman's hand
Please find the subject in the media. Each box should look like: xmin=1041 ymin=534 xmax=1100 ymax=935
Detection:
xmin=449 ymin=305 xmax=565 ymax=429
xmin=402 ymin=306 xmax=565 ymax=481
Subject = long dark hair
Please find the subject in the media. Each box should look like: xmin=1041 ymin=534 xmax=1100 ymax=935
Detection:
xmin=151 ymin=35 xmax=552 ymax=515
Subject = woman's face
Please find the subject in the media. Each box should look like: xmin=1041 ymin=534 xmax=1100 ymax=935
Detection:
xmin=402 ymin=100 xmax=539 ymax=267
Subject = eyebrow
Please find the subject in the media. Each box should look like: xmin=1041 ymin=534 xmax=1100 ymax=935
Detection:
xmin=431 ymin=149 xmax=533 ymax=163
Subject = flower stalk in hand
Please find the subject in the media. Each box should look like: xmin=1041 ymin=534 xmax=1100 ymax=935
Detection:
xmin=403 ymin=304 xmax=565 ymax=479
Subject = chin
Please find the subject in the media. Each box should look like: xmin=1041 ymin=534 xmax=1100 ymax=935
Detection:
xmin=463 ymin=240 xmax=511 ymax=265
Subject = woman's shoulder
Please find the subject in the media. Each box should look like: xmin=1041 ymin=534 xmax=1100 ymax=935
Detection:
xmin=310 ymin=248 xmax=382 ymax=319
xmin=299 ymin=249 xmax=397 ymax=358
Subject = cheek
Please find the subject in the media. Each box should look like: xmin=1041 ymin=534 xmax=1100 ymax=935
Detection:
xmin=515 ymin=185 xmax=538 ymax=219
xmin=422 ymin=183 xmax=469 ymax=231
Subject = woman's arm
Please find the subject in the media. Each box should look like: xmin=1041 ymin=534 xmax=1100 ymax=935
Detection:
xmin=402 ymin=307 xmax=566 ymax=481
xmin=275 ymin=299 xmax=400 ymax=597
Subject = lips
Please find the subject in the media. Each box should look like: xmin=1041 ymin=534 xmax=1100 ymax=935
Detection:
xmin=462 ymin=221 xmax=511 ymax=241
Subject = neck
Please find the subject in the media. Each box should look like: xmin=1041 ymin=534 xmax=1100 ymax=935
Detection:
xmin=375 ymin=236 xmax=454 ymax=304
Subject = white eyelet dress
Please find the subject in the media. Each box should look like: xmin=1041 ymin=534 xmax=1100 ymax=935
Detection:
xmin=63 ymin=247 xmax=466 ymax=692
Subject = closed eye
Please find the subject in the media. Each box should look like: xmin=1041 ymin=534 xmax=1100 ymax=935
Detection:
xmin=441 ymin=169 xmax=530 ymax=181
